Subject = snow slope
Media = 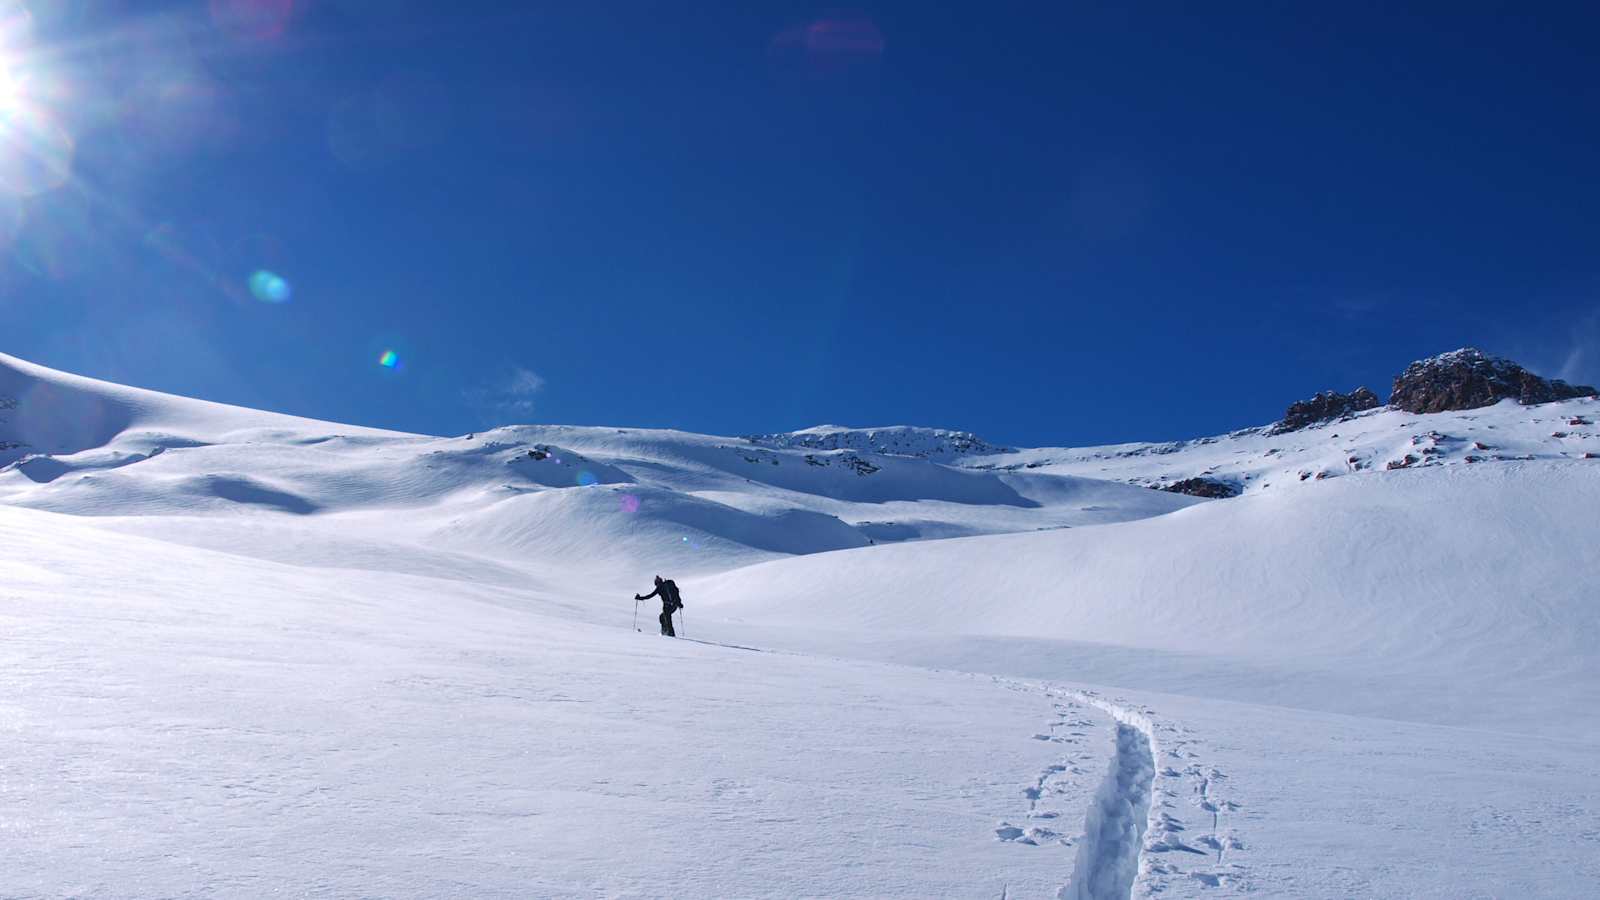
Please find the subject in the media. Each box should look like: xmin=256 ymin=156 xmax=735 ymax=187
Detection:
xmin=689 ymin=461 xmax=1600 ymax=895
xmin=3 ymin=351 xmax=1598 ymax=898
xmin=0 ymin=502 xmax=1119 ymax=899
xmin=695 ymin=461 xmax=1600 ymax=734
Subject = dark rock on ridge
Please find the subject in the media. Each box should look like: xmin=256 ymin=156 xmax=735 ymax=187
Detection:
xmin=1158 ymin=477 xmax=1239 ymax=499
xmin=1389 ymin=349 xmax=1596 ymax=414
xmin=1270 ymin=387 xmax=1381 ymax=434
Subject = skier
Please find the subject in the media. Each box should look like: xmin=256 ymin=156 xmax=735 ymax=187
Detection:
xmin=635 ymin=575 xmax=684 ymax=637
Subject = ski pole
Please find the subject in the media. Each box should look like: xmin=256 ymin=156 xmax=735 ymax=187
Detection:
xmin=633 ymin=596 xmax=640 ymax=632
xmin=677 ymin=605 xmax=686 ymax=638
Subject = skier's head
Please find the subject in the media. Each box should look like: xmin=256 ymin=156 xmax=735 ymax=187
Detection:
xmin=654 ymin=575 xmax=663 ymax=585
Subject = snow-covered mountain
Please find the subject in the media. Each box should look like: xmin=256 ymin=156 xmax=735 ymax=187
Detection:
xmin=972 ymin=392 xmax=1600 ymax=497
xmin=964 ymin=348 xmax=1600 ymax=499
xmin=3 ymin=350 xmax=1596 ymax=898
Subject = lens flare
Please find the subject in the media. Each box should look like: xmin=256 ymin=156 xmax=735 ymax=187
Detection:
xmin=619 ymin=493 xmax=641 ymax=513
xmin=378 ymin=349 xmax=398 ymax=368
xmin=576 ymin=470 xmax=598 ymax=487
xmin=248 ymin=269 xmax=290 ymax=302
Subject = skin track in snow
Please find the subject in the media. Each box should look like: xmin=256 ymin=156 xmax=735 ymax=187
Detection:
xmin=993 ymin=679 xmax=1171 ymax=899
xmin=1059 ymin=692 xmax=1159 ymax=900
xmin=1065 ymin=724 xmax=1155 ymax=900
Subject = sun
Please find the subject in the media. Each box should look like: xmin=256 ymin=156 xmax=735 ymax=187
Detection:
xmin=0 ymin=7 xmax=76 ymax=198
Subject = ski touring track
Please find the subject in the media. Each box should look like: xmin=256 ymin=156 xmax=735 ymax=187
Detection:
xmin=668 ymin=634 xmax=1248 ymax=896
xmin=990 ymin=677 xmax=1250 ymax=898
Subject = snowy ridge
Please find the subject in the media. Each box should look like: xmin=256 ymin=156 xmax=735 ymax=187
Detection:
xmin=0 ymin=353 xmax=1195 ymax=583
xmin=968 ymin=396 xmax=1600 ymax=496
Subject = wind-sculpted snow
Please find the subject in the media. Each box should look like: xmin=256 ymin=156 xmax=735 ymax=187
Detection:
xmin=432 ymin=483 xmax=871 ymax=576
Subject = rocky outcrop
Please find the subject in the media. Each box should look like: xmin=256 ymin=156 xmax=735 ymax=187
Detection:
xmin=1269 ymin=387 xmax=1381 ymax=434
xmin=802 ymin=452 xmax=881 ymax=475
xmin=1157 ymin=477 xmax=1239 ymax=499
xmin=746 ymin=426 xmax=1012 ymax=461
xmin=0 ymin=395 xmax=21 ymax=458
xmin=1389 ymin=349 xmax=1597 ymax=414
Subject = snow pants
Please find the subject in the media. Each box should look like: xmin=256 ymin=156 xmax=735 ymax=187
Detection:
xmin=659 ymin=609 xmax=676 ymax=637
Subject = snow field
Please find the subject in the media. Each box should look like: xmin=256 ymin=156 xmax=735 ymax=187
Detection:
xmin=1 ymin=504 xmax=1146 ymax=898
xmin=4 ymin=352 xmax=1599 ymax=897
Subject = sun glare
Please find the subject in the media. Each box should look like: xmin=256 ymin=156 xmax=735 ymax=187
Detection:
xmin=0 ymin=4 xmax=74 ymax=199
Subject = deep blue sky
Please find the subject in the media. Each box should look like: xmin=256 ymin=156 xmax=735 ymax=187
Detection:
xmin=3 ymin=1 xmax=1597 ymax=446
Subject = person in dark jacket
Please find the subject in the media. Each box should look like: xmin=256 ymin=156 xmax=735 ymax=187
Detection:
xmin=635 ymin=575 xmax=683 ymax=637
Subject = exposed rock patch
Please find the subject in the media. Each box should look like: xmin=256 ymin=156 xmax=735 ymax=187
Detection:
xmin=1157 ymin=477 xmax=1239 ymax=499
xmin=803 ymin=452 xmax=881 ymax=475
xmin=0 ymin=395 xmax=23 ymax=459
xmin=1269 ymin=387 xmax=1381 ymax=435
xmin=747 ymin=426 xmax=1012 ymax=461
xmin=1389 ymin=348 xmax=1597 ymax=413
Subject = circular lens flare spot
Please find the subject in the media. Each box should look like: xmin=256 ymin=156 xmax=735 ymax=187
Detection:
xmin=576 ymin=470 xmax=598 ymax=487
xmin=378 ymin=349 xmax=399 ymax=369
xmin=619 ymin=493 xmax=640 ymax=513
xmin=248 ymin=269 xmax=290 ymax=302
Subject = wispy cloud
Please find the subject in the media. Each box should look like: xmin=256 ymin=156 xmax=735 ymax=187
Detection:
xmin=1514 ymin=302 xmax=1600 ymax=388
xmin=1557 ymin=310 xmax=1600 ymax=385
xmin=464 ymin=364 xmax=545 ymax=423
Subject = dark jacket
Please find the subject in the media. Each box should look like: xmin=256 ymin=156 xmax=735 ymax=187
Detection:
xmin=640 ymin=580 xmax=683 ymax=612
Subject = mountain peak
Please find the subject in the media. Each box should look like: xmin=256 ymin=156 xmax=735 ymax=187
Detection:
xmin=1390 ymin=348 xmax=1597 ymax=413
